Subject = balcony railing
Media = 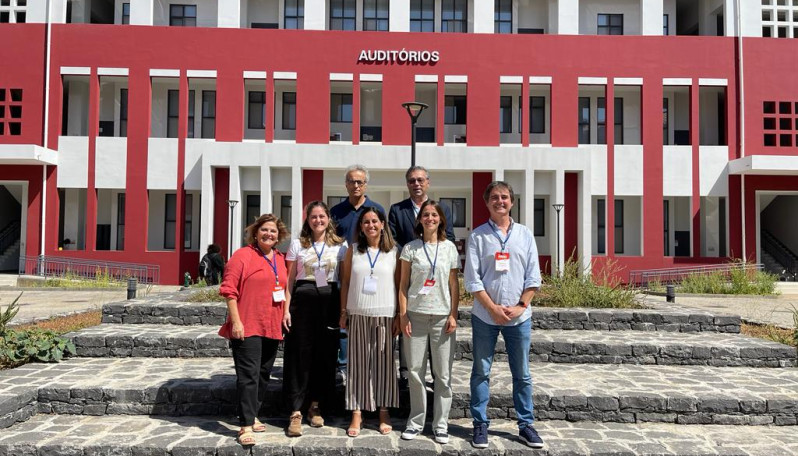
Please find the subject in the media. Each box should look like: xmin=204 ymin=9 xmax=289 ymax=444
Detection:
xmin=630 ymin=263 xmax=763 ymax=289
xmin=18 ymin=255 xmax=160 ymax=284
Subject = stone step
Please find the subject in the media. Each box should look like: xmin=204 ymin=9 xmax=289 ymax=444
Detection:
xmin=69 ymin=324 xmax=796 ymax=368
xmin=3 ymin=358 xmax=797 ymax=426
xmin=103 ymin=300 xmax=741 ymax=333
xmin=1 ymin=415 xmax=797 ymax=456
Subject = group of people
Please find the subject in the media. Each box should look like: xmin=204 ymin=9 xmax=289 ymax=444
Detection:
xmin=217 ymin=164 xmax=544 ymax=450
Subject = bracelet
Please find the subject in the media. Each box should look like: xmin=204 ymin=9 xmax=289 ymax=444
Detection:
xmin=340 ymin=309 xmax=347 ymax=315
xmin=517 ymin=301 xmax=529 ymax=308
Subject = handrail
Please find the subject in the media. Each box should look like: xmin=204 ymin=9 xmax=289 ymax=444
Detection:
xmin=0 ymin=220 xmax=21 ymax=254
xmin=630 ymin=262 xmax=763 ymax=288
xmin=761 ymin=230 xmax=798 ymax=274
xmin=18 ymin=255 xmax=160 ymax=284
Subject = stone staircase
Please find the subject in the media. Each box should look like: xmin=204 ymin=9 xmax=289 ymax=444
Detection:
xmin=0 ymin=290 xmax=796 ymax=455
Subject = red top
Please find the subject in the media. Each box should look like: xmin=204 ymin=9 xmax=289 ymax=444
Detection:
xmin=219 ymin=244 xmax=287 ymax=340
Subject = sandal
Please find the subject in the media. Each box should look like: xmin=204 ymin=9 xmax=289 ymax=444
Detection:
xmin=347 ymin=410 xmax=362 ymax=437
xmin=253 ymin=418 xmax=267 ymax=433
xmin=308 ymin=404 xmax=324 ymax=428
xmin=378 ymin=409 xmax=392 ymax=435
xmin=238 ymin=427 xmax=256 ymax=446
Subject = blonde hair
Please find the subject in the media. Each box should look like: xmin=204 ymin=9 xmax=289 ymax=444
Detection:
xmin=299 ymin=201 xmax=344 ymax=248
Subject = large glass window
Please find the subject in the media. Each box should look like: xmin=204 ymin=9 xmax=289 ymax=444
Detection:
xmin=410 ymin=0 xmax=434 ymax=32
xmin=363 ymin=0 xmax=389 ymax=31
xmin=495 ymin=0 xmax=511 ymax=33
xmin=122 ymin=3 xmax=130 ymax=24
xmin=442 ymin=0 xmax=467 ymax=33
xmin=440 ymin=198 xmax=466 ymax=228
xmin=597 ymin=14 xmax=623 ymax=35
xmin=116 ymin=193 xmax=125 ymax=250
xmin=168 ymin=90 xmax=196 ymax=138
xmin=330 ymin=0 xmax=356 ymax=30
xmin=614 ymin=199 xmax=624 ymax=254
xmin=285 ymin=0 xmax=304 ymax=29
xmin=597 ymin=97 xmax=606 ymax=144
xmin=169 ymin=5 xmax=197 ymax=27
xmin=164 ymin=193 xmax=176 ymax=249
xmin=119 ymin=89 xmax=128 ymax=137
xmin=578 ymin=97 xmax=590 ymax=144
xmin=330 ymin=93 xmax=353 ymax=123
xmin=248 ymin=91 xmax=266 ymax=129
xmin=663 ymin=14 xmax=669 ymax=35
xmin=444 ymin=95 xmax=466 ymax=125
xmin=614 ymin=97 xmax=623 ymax=144
xmin=499 ymin=96 xmax=512 ymax=133
xmin=530 ymin=96 xmax=545 ymax=134
xmin=201 ymin=91 xmax=215 ymax=139
xmin=663 ymin=199 xmax=669 ymax=255
xmin=663 ymin=97 xmax=669 ymax=145
xmin=597 ymin=199 xmax=606 ymax=254
xmin=533 ymin=198 xmax=544 ymax=237
xmin=282 ymin=92 xmax=297 ymax=130
xmin=184 ymin=194 xmax=193 ymax=249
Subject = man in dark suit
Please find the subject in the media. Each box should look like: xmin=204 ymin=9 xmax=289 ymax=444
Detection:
xmin=389 ymin=166 xmax=456 ymax=248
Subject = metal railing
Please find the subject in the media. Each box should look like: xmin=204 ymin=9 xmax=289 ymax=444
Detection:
xmin=630 ymin=262 xmax=763 ymax=289
xmin=0 ymin=220 xmax=20 ymax=254
xmin=18 ymin=255 xmax=160 ymax=284
xmin=761 ymin=230 xmax=798 ymax=275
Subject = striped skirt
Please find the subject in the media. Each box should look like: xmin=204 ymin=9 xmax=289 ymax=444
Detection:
xmin=345 ymin=314 xmax=399 ymax=411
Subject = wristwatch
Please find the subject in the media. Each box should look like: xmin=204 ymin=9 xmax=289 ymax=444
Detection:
xmin=516 ymin=301 xmax=529 ymax=308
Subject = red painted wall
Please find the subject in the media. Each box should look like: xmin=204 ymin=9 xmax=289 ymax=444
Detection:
xmin=471 ymin=172 xmax=493 ymax=227
xmin=214 ymin=168 xmax=230 ymax=259
xmin=564 ymin=172 xmax=578 ymax=260
xmin=0 ymin=165 xmax=43 ymax=259
xmin=302 ymin=169 xmax=324 ymax=209
xmin=0 ymin=25 xmax=45 ymax=146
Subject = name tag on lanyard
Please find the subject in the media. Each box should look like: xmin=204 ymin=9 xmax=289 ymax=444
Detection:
xmin=272 ymin=285 xmax=286 ymax=302
xmin=418 ymin=279 xmax=436 ymax=295
xmin=495 ymin=252 xmax=510 ymax=272
xmin=314 ymin=266 xmax=329 ymax=288
xmin=363 ymin=275 xmax=379 ymax=295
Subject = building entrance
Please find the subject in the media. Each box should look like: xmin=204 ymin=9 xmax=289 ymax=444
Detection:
xmin=0 ymin=183 xmax=24 ymax=272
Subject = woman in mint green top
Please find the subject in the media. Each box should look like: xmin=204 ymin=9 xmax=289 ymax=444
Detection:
xmin=397 ymin=200 xmax=460 ymax=444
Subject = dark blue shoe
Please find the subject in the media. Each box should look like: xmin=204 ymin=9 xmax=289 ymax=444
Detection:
xmin=519 ymin=424 xmax=544 ymax=449
xmin=472 ymin=423 xmax=488 ymax=448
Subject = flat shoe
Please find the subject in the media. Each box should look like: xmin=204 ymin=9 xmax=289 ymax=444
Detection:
xmin=238 ymin=428 xmax=256 ymax=446
xmin=252 ymin=418 xmax=267 ymax=432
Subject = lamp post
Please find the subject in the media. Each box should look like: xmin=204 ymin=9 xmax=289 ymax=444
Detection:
xmin=401 ymin=101 xmax=429 ymax=167
xmin=552 ymin=203 xmax=564 ymax=277
xmin=227 ymin=199 xmax=238 ymax=259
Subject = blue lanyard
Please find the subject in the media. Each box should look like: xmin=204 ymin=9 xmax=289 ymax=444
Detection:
xmin=422 ymin=241 xmax=439 ymax=277
xmin=366 ymin=248 xmax=381 ymax=276
xmin=311 ymin=241 xmax=326 ymax=265
xmin=257 ymin=246 xmax=279 ymax=285
xmin=488 ymin=220 xmax=513 ymax=252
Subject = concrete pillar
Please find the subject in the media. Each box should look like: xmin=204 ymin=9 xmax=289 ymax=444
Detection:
xmin=260 ymin=165 xmax=273 ymax=215
xmin=390 ymin=0 xmax=409 ymax=32
xmin=200 ymin=163 xmax=215 ymax=250
xmin=556 ymin=0 xmax=579 ymax=35
xmin=524 ymin=168 xmax=535 ymax=231
xmin=229 ymin=165 xmax=242 ymax=248
xmin=304 ymin=0 xmax=326 ymax=30
xmin=130 ymin=0 xmax=154 ymax=25
xmin=473 ymin=0 xmax=493 ymax=33
xmin=291 ymin=166 xmax=303 ymax=237
xmin=218 ymin=0 xmax=241 ymax=27
xmin=552 ymin=169 xmax=565 ymax=275
xmin=640 ymin=0 xmax=664 ymax=35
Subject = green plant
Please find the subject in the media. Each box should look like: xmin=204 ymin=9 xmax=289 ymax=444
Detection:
xmin=677 ymin=261 xmax=778 ymax=295
xmin=457 ymin=273 xmax=473 ymax=303
xmin=792 ymin=306 xmax=798 ymax=346
xmin=0 ymin=293 xmax=76 ymax=369
xmin=184 ymin=287 xmax=226 ymax=303
xmin=536 ymin=258 xmax=641 ymax=309
xmin=0 ymin=293 xmax=21 ymax=334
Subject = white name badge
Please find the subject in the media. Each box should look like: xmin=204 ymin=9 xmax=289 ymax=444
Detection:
xmin=418 ymin=279 xmax=436 ymax=295
xmin=272 ymin=285 xmax=286 ymax=302
xmin=495 ymin=252 xmax=510 ymax=272
xmin=362 ymin=275 xmax=378 ymax=295
xmin=314 ymin=268 xmax=328 ymax=288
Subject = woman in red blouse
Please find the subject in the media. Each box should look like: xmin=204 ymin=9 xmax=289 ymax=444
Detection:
xmin=219 ymin=213 xmax=291 ymax=446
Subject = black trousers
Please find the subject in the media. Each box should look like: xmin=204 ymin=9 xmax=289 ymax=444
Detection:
xmin=283 ymin=280 xmax=340 ymax=412
xmin=231 ymin=335 xmax=279 ymax=426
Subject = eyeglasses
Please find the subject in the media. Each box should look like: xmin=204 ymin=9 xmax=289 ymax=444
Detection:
xmin=346 ymin=179 xmax=367 ymax=186
xmin=407 ymin=178 xmax=427 ymax=184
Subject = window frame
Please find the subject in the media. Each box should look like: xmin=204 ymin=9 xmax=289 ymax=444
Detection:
xmin=285 ymin=0 xmax=304 ymax=29
xmin=614 ymin=199 xmax=624 ymax=254
xmin=167 ymin=89 xmax=195 ymax=138
xmin=499 ymin=95 xmax=512 ymax=133
xmin=597 ymin=13 xmax=623 ymax=35
xmin=363 ymin=0 xmax=389 ymax=31
xmin=116 ymin=193 xmax=125 ymax=250
xmin=444 ymin=95 xmax=467 ymax=125
xmin=410 ymin=0 xmax=435 ymax=32
xmin=441 ymin=0 xmax=467 ymax=33
xmin=597 ymin=198 xmax=606 ymax=254
xmin=122 ymin=2 xmax=130 ymax=24
xmin=663 ymin=97 xmax=669 ymax=145
xmin=330 ymin=0 xmax=356 ymax=31
xmin=663 ymin=14 xmax=669 ymax=35
xmin=282 ymin=92 xmax=297 ymax=130
xmin=494 ymin=0 xmax=512 ymax=34
xmin=119 ymin=88 xmax=128 ymax=137
xmin=184 ymin=193 xmax=193 ymax=249
xmin=330 ymin=93 xmax=354 ymax=123
xmin=578 ymin=97 xmax=590 ymax=144
xmin=169 ymin=4 xmax=197 ymax=27
xmin=248 ymin=91 xmax=266 ymax=130
xmin=164 ymin=193 xmax=177 ymax=250
xmin=530 ymin=96 xmax=545 ymax=134
xmin=533 ymin=198 xmax=545 ymax=237
xmin=201 ymin=90 xmax=216 ymax=139
xmin=440 ymin=197 xmax=466 ymax=228
xmin=614 ymin=97 xmax=623 ymax=144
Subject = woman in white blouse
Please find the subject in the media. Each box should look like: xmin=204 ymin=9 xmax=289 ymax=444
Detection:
xmin=283 ymin=201 xmax=347 ymax=437
xmin=339 ymin=207 xmax=400 ymax=437
xmin=397 ymin=200 xmax=460 ymax=444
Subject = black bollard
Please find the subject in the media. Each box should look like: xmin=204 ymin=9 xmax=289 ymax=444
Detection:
xmin=127 ymin=277 xmax=138 ymax=300
xmin=665 ymin=284 xmax=675 ymax=303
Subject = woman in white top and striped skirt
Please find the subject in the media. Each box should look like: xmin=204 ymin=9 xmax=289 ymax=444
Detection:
xmin=339 ymin=206 xmax=400 ymax=437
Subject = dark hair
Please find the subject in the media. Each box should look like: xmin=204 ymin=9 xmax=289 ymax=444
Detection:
xmin=355 ymin=207 xmax=395 ymax=253
xmin=206 ymin=244 xmax=221 ymax=254
xmin=299 ymin=201 xmax=344 ymax=248
xmin=244 ymin=214 xmax=290 ymax=245
xmin=405 ymin=166 xmax=429 ymax=181
xmin=482 ymin=181 xmax=515 ymax=204
xmin=413 ymin=200 xmax=448 ymax=241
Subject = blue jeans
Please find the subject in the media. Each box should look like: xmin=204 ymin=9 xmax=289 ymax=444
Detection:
xmin=470 ymin=314 xmax=534 ymax=429
xmin=338 ymin=329 xmax=348 ymax=370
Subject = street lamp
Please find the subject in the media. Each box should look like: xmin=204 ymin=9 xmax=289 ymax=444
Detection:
xmin=227 ymin=199 xmax=239 ymax=259
xmin=401 ymin=101 xmax=429 ymax=167
xmin=552 ymin=203 xmax=564 ymax=278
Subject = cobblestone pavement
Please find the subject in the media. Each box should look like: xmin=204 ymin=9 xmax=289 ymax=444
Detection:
xmin=0 ymin=415 xmax=796 ymax=456
xmin=645 ymin=294 xmax=798 ymax=329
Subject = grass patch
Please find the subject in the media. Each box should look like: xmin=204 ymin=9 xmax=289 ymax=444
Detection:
xmin=13 ymin=311 xmax=102 ymax=334
xmin=535 ymin=258 xmax=642 ymax=309
xmin=27 ymin=269 xmax=127 ymax=289
xmin=741 ymin=322 xmax=797 ymax=348
xmin=184 ymin=287 xmax=226 ymax=303
xmin=677 ymin=264 xmax=778 ymax=295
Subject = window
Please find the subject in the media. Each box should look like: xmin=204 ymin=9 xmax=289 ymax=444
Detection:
xmin=327 ymin=196 xmax=347 ymax=207
xmin=281 ymin=195 xmax=292 ymax=229
xmin=614 ymin=199 xmax=624 ymax=254
xmin=440 ymin=198 xmax=466 ymax=228
xmin=248 ymin=91 xmax=266 ymax=129
xmin=119 ymin=89 xmax=128 ymax=137
xmin=663 ymin=14 xmax=669 ymax=35
xmin=201 ymin=91 xmax=215 ymax=139
xmin=495 ymin=0 xmax=511 ymax=34
xmin=445 ymin=95 xmax=466 ymax=125
xmin=116 ymin=193 xmax=125 ymax=250
xmin=533 ymin=198 xmax=544 ymax=237
xmin=246 ymin=195 xmax=261 ymax=226
xmin=167 ymin=89 xmax=195 ymax=138
xmin=330 ymin=93 xmax=353 ymax=123
xmin=410 ymin=0 xmax=434 ymax=32
xmin=164 ymin=193 xmax=177 ymax=249
xmin=285 ymin=0 xmax=304 ymax=29
xmin=499 ymin=96 xmax=512 ymax=133
xmin=122 ymin=3 xmax=130 ymax=24
xmin=169 ymin=5 xmax=197 ymax=27
xmin=663 ymin=98 xmax=669 ymax=145
xmin=363 ymin=0 xmax=389 ymax=31
xmin=187 ymin=90 xmax=195 ymax=138
xmin=442 ymin=0 xmax=467 ymax=33
xmin=184 ymin=194 xmax=193 ymax=249
xmin=530 ymin=96 xmax=545 ymax=134
xmin=663 ymin=199 xmax=669 ymax=255
xmin=578 ymin=97 xmax=590 ymax=144
xmin=597 ymin=14 xmax=623 ymax=35
xmin=597 ymin=199 xmax=605 ymax=254
xmin=614 ymin=97 xmax=623 ymax=144
xmin=282 ymin=92 xmax=297 ymax=130
xmin=330 ymin=0 xmax=356 ymax=31
xmin=597 ymin=97 xmax=606 ymax=144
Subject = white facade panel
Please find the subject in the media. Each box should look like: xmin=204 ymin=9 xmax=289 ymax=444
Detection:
xmin=662 ymin=145 xmax=692 ymax=196
xmin=663 ymin=78 xmax=692 ymax=86
xmin=147 ymin=138 xmax=179 ymax=190
xmin=579 ymin=0 xmax=641 ymax=35
xmin=330 ymin=73 xmax=354 ymax=81
xmin=274 ymin=71 xmax=297 ymax=80
xmin=304 ymin=0 xmax=326 ymax=30
xmin=518 ymin=0 xmax=550 ymax=33
xmin=415 ymin=75 xmax=438 ymax=83
xmin=500 ymin=76 xmax=523 ymax=84
xmin=184 ymin=140 xmax=204 ymax=191
xmin=390 ymin=0 xmax=410 ymax=31
xmin=98 ymin=68 xmax=129 ymax=76
xmin=94 ymin=137 xmax=127 ymax=189
xmin=640 ymin=0 xmax=664 ymax=35
xmin=529 ymin=76 xmax=552 ymax=84
xmin=56 ymin=137 xmax=89 ymax=188
xmin=60 ymin=67 xmax=91 ymax=75
xmin=186 ymin=70 xmax=218 ymax=78
xmin=589 ymin=146 xmax=608 ymax=195
xmin=242 ymin=0 xmax=279 ymax=28
xmin=360 ymin=74 xmax=383 ymax=82
xmin=578 ymin=77 xmax=607 ymax=85
xmin=473 ymin=0 xmax=493 ymax=33
xmin=240 ymin=167 xmax=261 ymax=192
xmin=699 ymin=146 xmax=729 ymax=196
xmin=444 ymin=75 xmax=468 ymax=83
xmin=217 ymin=0 xmax=240 ymax=27
xmin=614 ymin=145 xmax=643 ymax=196
xmin=150 ymin=69 xmax=180 ymax=77
xmin=243 ymin=71 xmax=267 ymax=79
xmin=614 ymin=77 xmax=643 ymax=85
xmin=557 ymin=0 xmax=580 ymax=34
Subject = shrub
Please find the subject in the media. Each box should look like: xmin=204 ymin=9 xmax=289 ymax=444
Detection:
xmin=0 ymin=294 xmax=76 ymax=369
xmin=184 ymin=287 xmax=226 ymax=303
xmin=537 ymin=258 xmax=641 ymax=309
xmin=678 ymin=262 xmax=778 ymax=295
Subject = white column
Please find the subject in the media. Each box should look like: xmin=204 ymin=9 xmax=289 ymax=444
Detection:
xmin=738 ymin=0 xmax=760 ymax=37
xmin=579 ymin=170 xmax=592 ymax=274
xmin=200 ymin=164 xmax=215 ymax=251
xmin=27 ymin=1 xmax=65 ymax=23
xmin=556 ymin=0 xmax=579 ymax=35
xmin=260 ymin=166 xmax=273 ymax=215
xmin=230 ymin=165 xmax=242 ymax=248
xmin=640 ymin=0 xmax=664 ymax=35
xmin=390 ymin=0 xmax=410 ymax=32
xmin=524 ymin=168 xmax=535 ymax=230
xmin=304 ymin=0 xmax=327 ymax=30
xmin=217 ymin=0 xmax=241 ymax=28
xmin=130 ymin=0 xmax=154 ymax=25
xmin=494 ymin=168 xmax=505 ymax=182
xmin=291 ymin=166 xmax=303 ymax=237
xmin=552 ymin=169 xmax=565 ymax=275
xmin=472 ymin=0 xmax=493 ymax=33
